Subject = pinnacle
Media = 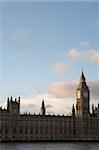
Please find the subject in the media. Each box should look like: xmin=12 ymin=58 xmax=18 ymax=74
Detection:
xmin=80 ymin=70 xmax=86 ymax=82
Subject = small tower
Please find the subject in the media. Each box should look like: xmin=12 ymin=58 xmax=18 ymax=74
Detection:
xmin=7 ymin=97 xmax=9 ymax=110
xmin=92 ymin=104 xmax=95 ymax=115
xmin=18 ymin=97 xmax=20 ymax=114
xmin=18 ymin=97 xmax=20 ymax=103
xmin=76 ymin=71 xmax=90 ymax=117
xmin=41 ymin=100 xmax=45 ymax=115
xmin=7 ymin=96 xmax=20 ymax=115
xmin=72 ymin=104 xmax=75 ymax=117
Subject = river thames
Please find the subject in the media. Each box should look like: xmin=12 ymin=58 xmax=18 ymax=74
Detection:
xmin=0 ymin=142 xmax=99 ymax=150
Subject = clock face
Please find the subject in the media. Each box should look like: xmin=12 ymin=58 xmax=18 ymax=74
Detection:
xmin=77 ymin=90 xmax=81 ymax=99
xmin=84 ymin=92 xmax=88 ymax=98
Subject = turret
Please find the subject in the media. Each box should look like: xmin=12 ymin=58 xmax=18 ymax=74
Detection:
xmin=7 ymin=97 xmax=9 ymax=110
xmin=92 ymin=104 xmax=95 ymax=115
xmin=18 ymin=97 xmax=20 ymax=103
xmin=41 ymin=100 xmax=45 ymax=115
xmin=10 ymin=96 xmax=13 ymax=101
xmin=72 ymin=104 xmax=75 ymax=117
xmin=15 ymin=98 xmax=17 ymax=102
xmin=7 ymin=96 xmax=20 ymax=114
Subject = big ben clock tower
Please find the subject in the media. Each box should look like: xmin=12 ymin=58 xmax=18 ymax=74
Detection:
xmin=76 ymin=71 xmax=90 ymax=117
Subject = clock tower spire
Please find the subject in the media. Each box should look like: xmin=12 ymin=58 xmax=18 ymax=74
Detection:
xmin=76 ymin=71 xmax=90 ymax=117
xmin=80 ymin=69 xmax=86 ymax=82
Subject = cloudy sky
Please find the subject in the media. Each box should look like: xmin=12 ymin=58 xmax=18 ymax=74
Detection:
xmin=0 ymin=1 xmax=99 ymax=115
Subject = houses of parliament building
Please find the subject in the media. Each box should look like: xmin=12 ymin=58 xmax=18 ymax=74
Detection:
xmin=0 ymin=71 xmax=99 ymax=141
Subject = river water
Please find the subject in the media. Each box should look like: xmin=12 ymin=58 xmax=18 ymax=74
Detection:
xmin=0 ymin=142 xmax=99 ymax=150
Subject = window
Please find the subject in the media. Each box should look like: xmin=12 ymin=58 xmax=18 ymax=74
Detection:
xmin=5 ymin=129 xmax=8 ymax=134
xmin=0 ymin=129 xmax=2 ymax=134
xmin=25 ymin=129 xmax=28 ymax=134
xmin=19 ymin=129 xmax=23 ymax=134
xmin=30 ymin=129 xmax=33 ymax=134
xmin=13 ymin=128 xmax=16 ymax=134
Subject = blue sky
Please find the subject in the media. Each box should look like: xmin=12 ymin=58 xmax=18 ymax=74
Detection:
xmin=0 ymin=1 xmax=99 ymax=114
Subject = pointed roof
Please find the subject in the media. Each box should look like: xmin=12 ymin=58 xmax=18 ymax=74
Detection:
xmin=77 ymin=70 xmax=87 ymax=89
xmin=41 ymin=99 xmax=45 ymax=108
xmin=72 ymin=104 xmax=75 ymax=116
xmin=72 ymin=104 xmax=75 ymax=111
xmin=80 ymin=70 xmax=86 ymax=82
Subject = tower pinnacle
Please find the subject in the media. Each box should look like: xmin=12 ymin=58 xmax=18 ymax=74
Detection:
xmin=72 ymin=104 xmax=75 ymax=117
xmin=80 ymin=70 xmax=86 ymax=82
xmin=41 ymin=100 xmax=45 ymax=115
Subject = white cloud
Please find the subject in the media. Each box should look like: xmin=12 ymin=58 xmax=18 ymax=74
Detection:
xmin=49 ymin=81 xmax=76 ymax=98
xmin=67 ymin=48 xmax=99 ymax=64
xmin=46 ymin=104 xmax=53 ymax=109
xmin=88 ymin=80 xmax=99 ymax=101
xmin=84 ymin=49 xmax=99 ymax=64
xmin=49 ymin=79 xmax=99 ymax=102
xmin=67 ymin=48 xmax=81 ymax=58
xmin=53 ymin=47 xmax=98 ymax=77
xmin=0 ymin=101 xmax=7 ymax=109
xmin=0 ymin=79 xmax=99 ymax=115
xmin=20 ymin=94 xmax=73 ymax=115
xmin=25 ymin=79 xmax=98 ymax=114
xmin=53 ymin=62 xmax=69 ymax=75
xmin=19 ymin=79 xmax=99 ymax=115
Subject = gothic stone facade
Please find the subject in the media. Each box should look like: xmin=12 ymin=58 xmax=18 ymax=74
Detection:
xmin=0 ymin=72 xmax=99 ymax=141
